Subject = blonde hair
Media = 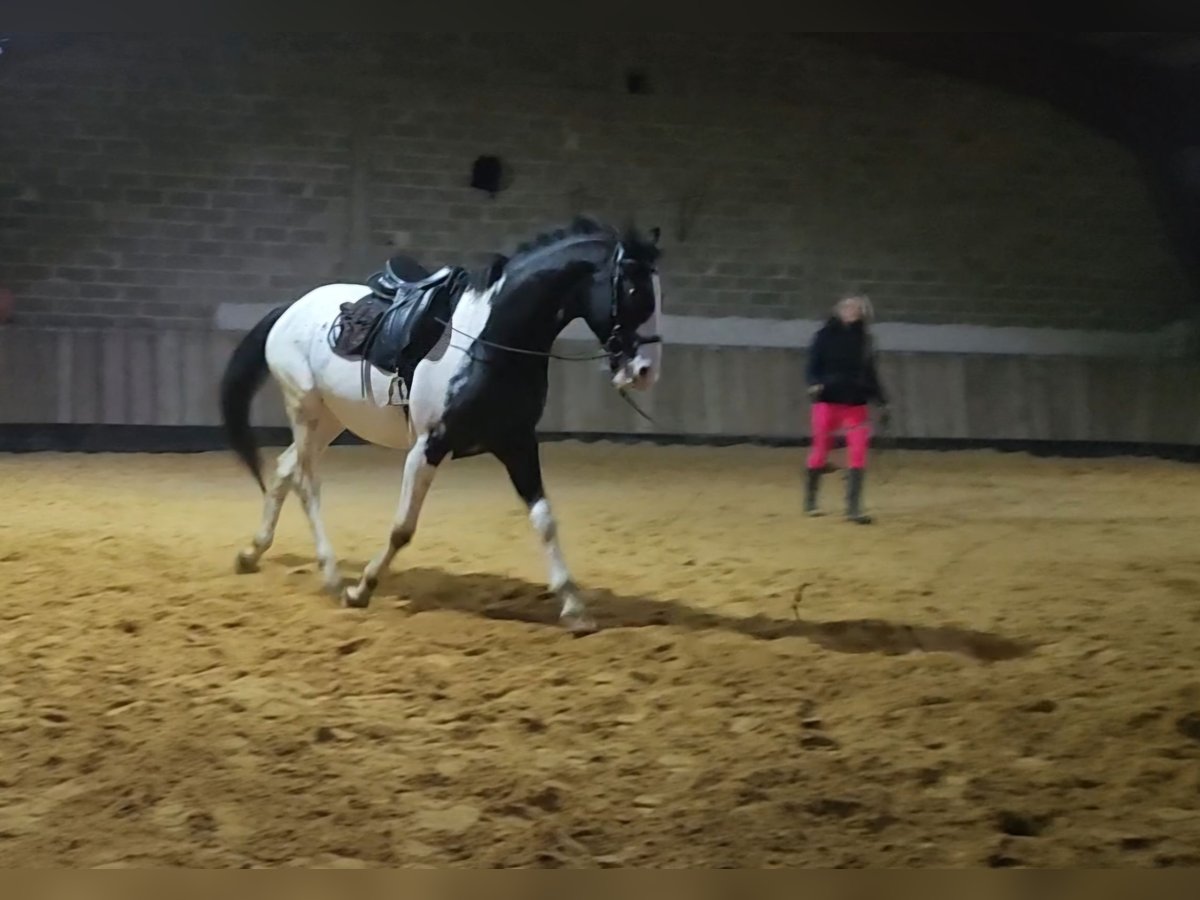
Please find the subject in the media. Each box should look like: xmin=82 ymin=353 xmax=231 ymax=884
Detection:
xmin=836 ymin=293 xmax=874 ymax=320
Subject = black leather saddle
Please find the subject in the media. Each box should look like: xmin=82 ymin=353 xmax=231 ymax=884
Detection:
xmin=365 ymin=254 xmax=439 ymax=301
xmin=329 ymin=255 xmax=470 ymax=404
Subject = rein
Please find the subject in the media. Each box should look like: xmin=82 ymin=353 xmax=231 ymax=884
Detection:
xmin=433 ymin=317 xmax=609 ymax=362
xmin=434 ymin=315 xmax=661 ymax=425
xmin=618 ymin=387 xmax=656 ymax=424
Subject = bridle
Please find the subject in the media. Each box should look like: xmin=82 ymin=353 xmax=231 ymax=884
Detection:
xmin=602 ymin=242 xmax=662 ymax=373
xmin=437 ymin=239 xmax=661 ymax=370
xmin=599 ymin=242 xmax=663 ymax=424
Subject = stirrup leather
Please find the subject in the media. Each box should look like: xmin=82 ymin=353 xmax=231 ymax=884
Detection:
xmin=386 ymin=373 xmax=409 ymax=407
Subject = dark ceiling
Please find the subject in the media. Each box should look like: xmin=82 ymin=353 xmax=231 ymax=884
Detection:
xmin=814 ymin=33 xmax=1200 ymax=310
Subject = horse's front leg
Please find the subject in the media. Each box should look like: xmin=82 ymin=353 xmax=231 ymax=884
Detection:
xmin=495 ymin=437 xmax=596 ymax=635
xmin=341 ymin=433 xmax=444 ymax=609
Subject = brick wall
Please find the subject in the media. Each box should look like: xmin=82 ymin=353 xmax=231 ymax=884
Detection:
xmin=0 ymin=33 xmax=1189 ymax=332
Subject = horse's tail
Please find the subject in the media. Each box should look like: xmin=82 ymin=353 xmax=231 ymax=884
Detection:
xmin=219 ymin=304 xmax=290 ymax=492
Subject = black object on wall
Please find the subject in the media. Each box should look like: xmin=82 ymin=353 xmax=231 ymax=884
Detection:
xmin=470 ymin=155 xmax=506 ymax=197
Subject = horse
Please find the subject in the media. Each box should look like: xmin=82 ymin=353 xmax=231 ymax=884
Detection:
xmin=217 ymin=216 xmax=663 ymax=635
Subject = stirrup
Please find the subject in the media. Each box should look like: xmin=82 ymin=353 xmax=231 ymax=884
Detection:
xmin=386 ymin=374 xmax=409 ymax=407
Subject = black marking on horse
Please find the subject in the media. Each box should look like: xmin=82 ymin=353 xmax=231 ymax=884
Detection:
xmin=427 ymin=217 xmax=661 ymax=468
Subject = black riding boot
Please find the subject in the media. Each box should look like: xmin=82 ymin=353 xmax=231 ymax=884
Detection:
xmin=803 ymin=467 xmax=823 ymax=516
xmin=845 ymin=468 xmax=873 ymax=524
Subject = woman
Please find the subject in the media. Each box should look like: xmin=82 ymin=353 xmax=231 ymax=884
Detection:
xmin=803 ymin=294 xmax=888 ymax=523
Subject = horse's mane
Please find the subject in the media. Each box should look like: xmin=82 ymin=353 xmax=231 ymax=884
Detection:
xmin=469 ymin=216 xmax=661 ymax=293
xmin=514 ymin=215 xmax=608 ymax=256
xmin=468 ymin=254 xmax=509 ymax=293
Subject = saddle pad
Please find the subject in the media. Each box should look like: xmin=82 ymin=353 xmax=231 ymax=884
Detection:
xmin=330 ymin=295 xmax=390 ymax=362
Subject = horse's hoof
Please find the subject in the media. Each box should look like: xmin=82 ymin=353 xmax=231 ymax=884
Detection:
xmin=234 ymin=551 xmax=259 ymax=574
xmin=561 ymin=613 xmax=599 ymax=637
xmin=341 ymin=585 xmax=370 ymax=609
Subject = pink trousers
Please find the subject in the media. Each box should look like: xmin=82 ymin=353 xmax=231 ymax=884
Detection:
xmin=807 ymin=402 xmax=870 ymax=470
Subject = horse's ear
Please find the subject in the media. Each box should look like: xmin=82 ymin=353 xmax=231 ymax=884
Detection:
xmin=485 ymin=254 xmax=508 ymax=286
xmin=649 ymin=226 xmax=661 ymax=245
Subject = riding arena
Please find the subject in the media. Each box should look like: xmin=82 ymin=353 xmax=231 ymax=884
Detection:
xmin=2 ymin=34 xmax=1200 ymax=868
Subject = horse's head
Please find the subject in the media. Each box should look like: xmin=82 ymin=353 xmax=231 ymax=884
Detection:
xmin=583 ymin=224 xmax=663 ymax=391
xmin=485 ymin=218 xmax=664 ymax=391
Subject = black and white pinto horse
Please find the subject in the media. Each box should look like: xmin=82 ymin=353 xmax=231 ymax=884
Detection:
xmin=218 ymin=217 xmax=663 ymax=634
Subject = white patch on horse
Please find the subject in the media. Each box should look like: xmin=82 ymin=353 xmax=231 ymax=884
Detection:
xmin=529 ymin=497 xmax=571 ymax=592
xmin=407 ymin=276 xmax=502 ymax=435
xmin=275 ymin=284 xmax=416 ymax=451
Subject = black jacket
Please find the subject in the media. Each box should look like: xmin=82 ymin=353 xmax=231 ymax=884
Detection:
xmin=805 ymin=318 xmax=887 ymax=407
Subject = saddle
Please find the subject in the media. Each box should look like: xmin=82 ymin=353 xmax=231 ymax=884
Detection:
xmin=365 ymin=254 xmax=438 ymax=301
xmin=329 ymin=255 xmax=470 ymax=405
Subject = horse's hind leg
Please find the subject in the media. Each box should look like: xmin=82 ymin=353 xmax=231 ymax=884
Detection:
xmin=342 ymin=432 xmax=444 ymax=609
xmin=235 ymin=395 xmax=343 ymax=590
xmin=287 ymin=398 xmax=345 ymax=592
xmin=235 ymin=441 xmax=300 ymax=574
